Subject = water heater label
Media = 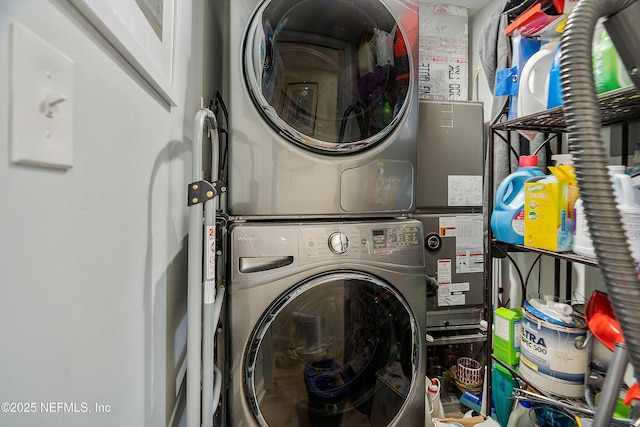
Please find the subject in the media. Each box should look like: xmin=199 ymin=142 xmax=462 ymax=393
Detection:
xmin=455 ymin=215 xmax=483 ymax=273
xmin=439 ymin=216 xmax=457 ymax=237
xmin=437 ymin=259 xmax=452 ymax=284
xmin=438 ymin=283 xmax=466 ymax=306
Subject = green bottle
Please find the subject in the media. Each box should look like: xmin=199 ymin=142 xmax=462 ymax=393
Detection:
xmin=593 ymin=30 xmax=633 ymax=94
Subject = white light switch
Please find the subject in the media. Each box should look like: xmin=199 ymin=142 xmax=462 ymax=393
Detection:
xmin=11 ymin=22 xmax=74 ymax=169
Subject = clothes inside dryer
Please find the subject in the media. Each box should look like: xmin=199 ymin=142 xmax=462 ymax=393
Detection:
xmin=245 ymin=272 xmax=418 ymax=427
xmin=244 ymin=0 xmax=415 ymax=152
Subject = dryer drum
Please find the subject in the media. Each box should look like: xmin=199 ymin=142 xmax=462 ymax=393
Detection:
xmin=244 ymin=0 xmax=415 ymax=152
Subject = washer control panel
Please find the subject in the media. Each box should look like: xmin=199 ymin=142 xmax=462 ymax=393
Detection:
xmin=298 ymin=220 xmax=423 ymax=265
xmin=231 ymin=219 xmax=425 ymax=274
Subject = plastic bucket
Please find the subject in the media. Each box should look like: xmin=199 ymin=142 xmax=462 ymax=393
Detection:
xmin=519 ymin=307 xmax=591 ymax=398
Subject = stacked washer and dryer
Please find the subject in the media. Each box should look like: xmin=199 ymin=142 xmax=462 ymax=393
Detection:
xmin=223 ymin=1 xmax=425 ymax=426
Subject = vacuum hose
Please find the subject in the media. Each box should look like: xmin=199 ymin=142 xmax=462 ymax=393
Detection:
xmin=561 ymin=0 xmax=640 ymax=423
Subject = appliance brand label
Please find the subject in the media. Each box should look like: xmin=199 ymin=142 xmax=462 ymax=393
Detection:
xmin=236 ymin=234 xmax=260 ymax=243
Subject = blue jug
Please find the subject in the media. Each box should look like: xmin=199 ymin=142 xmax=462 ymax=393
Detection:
xmin=491 ymin=156 xmax=545 ymax=245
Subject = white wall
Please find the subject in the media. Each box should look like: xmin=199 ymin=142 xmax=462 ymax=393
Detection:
xmin=469 ymin=0 xmax=502 ymax=121
xmin=0 ymin=1 xmax=215 ymax=426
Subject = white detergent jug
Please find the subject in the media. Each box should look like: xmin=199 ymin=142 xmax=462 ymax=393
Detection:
xmin=574 ymin=166 xmax=640 ymax=263
xmin=613 ymin=171 xmax=640 ymax=263
xmin=518 ymin=41 xmax=560 ymax=117
xmin=507 ymin=400 xmax=534 ymax=427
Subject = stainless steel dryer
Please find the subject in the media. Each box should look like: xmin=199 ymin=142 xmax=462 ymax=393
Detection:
xmin=227 ymin=0 xmax=419 ymax=218
xmin=227 ymin=219 xmax=425 ymax=426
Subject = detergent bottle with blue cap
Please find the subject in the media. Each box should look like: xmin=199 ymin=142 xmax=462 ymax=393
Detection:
xmin=491 ymin=156 xmax=545 ymax=245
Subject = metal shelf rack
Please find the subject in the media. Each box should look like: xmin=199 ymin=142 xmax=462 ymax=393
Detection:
xmin=486 ymin=85 xmax=640 ymax=419
xmin=491 ymin=86 xmax=640 ymax=133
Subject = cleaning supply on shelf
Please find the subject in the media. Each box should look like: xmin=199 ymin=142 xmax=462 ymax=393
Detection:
xmin=524 ymin=155 xmax=577 ymax=251
xmin=425 ymin=376 xmax=433 ymax=427
xmin=524 ymin=297 xmax=574 ymax=326
xmin=629 ymin=142 xmax=640 ymax=177
xmin=573 ymin=198 xmax=593 ymax=258
xmin=573 ymin=165 xmax=640 ymax=262
xmin=506 ymin=399 xmax=534 ymax=427
xmin=517 ymin=40 xmax=560 ymax=117
xmin=593 ymin=29 xmax=633 ymax=94
xmin=492 ymin=363 xmax=517 ymax=427
xmin=493 ymin=307 xmax=523 ymax=366
xmin=506 ymin=33 xmax=542 ymax=120
xmin=547 ymin=43 xmax=563 ymax=108
xmin=611 ymin=168 xmax=640 ymax=263
xmin=491 ymin=156 xmax=545 ymax=245
xmin=519 ymin=297 xmax=590 ymax=398
xmin=425 ymin=377 xmax=445 ymax=426
xmin=459 ymin=391 xmax=482 ymax=413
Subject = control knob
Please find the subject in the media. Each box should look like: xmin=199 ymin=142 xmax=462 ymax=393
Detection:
xmin=328 ymin=232 xmax=349 ymax=254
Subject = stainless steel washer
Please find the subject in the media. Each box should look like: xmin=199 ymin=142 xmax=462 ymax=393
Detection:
xmin=227 ymin=0 xmax=419 ymax=218
xmin=227 ymin=219 xmax=426 ymax=426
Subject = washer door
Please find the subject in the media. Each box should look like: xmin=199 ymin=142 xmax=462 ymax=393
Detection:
xmin=244 ymin=0 xmax=414 ymax=153
xmin=244 ymin=271 xmax=419 ymax=426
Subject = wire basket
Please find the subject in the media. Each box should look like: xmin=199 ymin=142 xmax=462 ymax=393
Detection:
xmin=455 ymin=357 xmax=483 ymax=392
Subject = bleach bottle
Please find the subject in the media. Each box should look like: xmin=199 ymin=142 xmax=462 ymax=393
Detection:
xmin=491 ymin=156 xmax=544 ymax=245
xmin=425 ymin=377 xmax=445 ymax=427
xmin=506 ymin=400 xmax=534 ymax=427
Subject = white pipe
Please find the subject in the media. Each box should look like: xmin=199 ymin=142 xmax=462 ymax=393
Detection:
xmin=202 ymin=115 xmax=219 ymax=427
xmin=201 ymin=201 xmax=216 ymax=427
xmin=212 ymin=364 xmax=223 ymax=416
xmin=204 ymin=284 xmax=225 ymax=426
xmin=187 ymin=108 xmax=215 ymax=427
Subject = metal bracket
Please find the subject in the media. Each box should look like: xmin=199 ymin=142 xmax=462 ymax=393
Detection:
xmin=188 ymin=180 xmax=227 ymax=206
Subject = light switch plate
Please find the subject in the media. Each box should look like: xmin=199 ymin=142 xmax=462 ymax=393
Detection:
xmin=11 ymin=21 xmax=74 ymax=169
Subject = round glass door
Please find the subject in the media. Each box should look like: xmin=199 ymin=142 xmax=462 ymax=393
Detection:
xmin=245 ymin=271 xmax=419 ymax=426
xmin=244 ymin=0 xmax=413 ymax=153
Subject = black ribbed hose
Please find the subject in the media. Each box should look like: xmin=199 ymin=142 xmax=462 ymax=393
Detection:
xmin=561 ymin=0 xmax=639 ymax=425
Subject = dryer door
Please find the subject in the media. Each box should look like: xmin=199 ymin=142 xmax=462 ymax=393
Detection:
xmin=244 ymin=270 xmax=419 ymax=426
xmin=244 ymin=0 xmax=416 ymax=153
